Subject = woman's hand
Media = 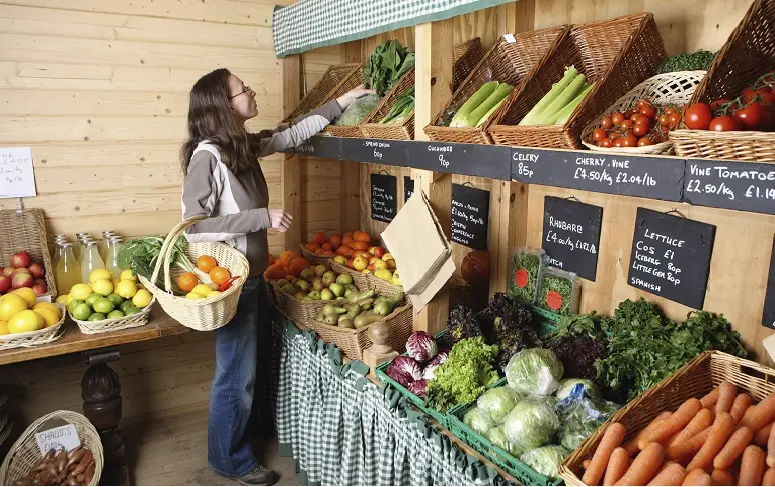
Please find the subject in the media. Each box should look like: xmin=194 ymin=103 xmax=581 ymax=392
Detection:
xmin=336 ymin=84 xmax=376 ymax=110
xmin=268 ymin=209 xmax=292 ymax=232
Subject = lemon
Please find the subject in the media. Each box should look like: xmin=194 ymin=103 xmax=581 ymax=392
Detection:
xmin=112 ymin=278 xmax=121 ymax=290
xmin=55 ymin=295 xmax=68 ymax=305
xmin=208 ymin=291 xmax=222 ymax=299
xmin=191 ymin=284 xmax=212 ymax=298
xmin=12 ymin=288 xmax=37 ymax=308
xmin=185 ymin=292 xmax=205 ymax=300
xmin=8 ymin=310 xmax=44 ymax=333
xmin=34 ymin=308 xmax=60 ymax=327
xmin=89 ymin=269 xmax=112 ymax=284
xmin=132 ymin=289 xmax=152 ymax=308
xmin=120 ymin=269 xmax=137 ymax=282
xmin=0 ymin=321 xmax=8 ymax=335
xmin=33 ymin=302 xmax=59 ymax=314
xmin=0 ymin=294 xmax=28 ymax=321
xmin=116 ymin=280 xmax=137 ymax=299
xmin=66 ymin=294 xmax=73 ymax=305
xmin=70 ymin=283 xmax=93 ymax=301
xmin=92 ymin=278 xmax=114 ymax=297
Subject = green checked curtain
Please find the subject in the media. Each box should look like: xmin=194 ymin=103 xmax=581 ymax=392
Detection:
xmin=272 ymin=0 xmax=516 ymax=57
xmin=270 ymin=316 xmax=515 ymax=486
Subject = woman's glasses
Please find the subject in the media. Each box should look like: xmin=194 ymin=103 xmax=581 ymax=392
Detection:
xmin=229 ymin=86 xmax=255 ymax=99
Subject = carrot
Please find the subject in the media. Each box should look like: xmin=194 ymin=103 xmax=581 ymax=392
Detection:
xmin=686 ymin=413 xmax=736 ymax=472
xmin=603 ymin=448 xmax=630 ymax=486
xmin=701 ymin=388 xmax=720 ymax=409
xmin=584 ymin=459 xmax=592 ymax=470
xmin=639 ymin=398 xmax=703 ymax=450
xmin=754 ymin=422 xmax=773 ymax=447
xmin=741 ymin=392 xmax=775 ymax=432
xmin=729 ymin=394 xmax=753 ymax=424
xmin=668 ymin=426 xmax=712 ymax=461
xmin=712 ymin=426 xmax=753 ymax=469
xmin=615 ymin=442 xmax=665 ymax=486
xmin=763 ymin=468 xmax=775 ymax=486
xmin=710 ymin=469 xmax=734 ymax=486
xmin=584 ymin=423 xmax=627 ymax=486
xmin=683 ymin=469 xmax=712 ymax=486
xmin=769 ymin=422 xmax=775 ymax=468
xmin=716 ymin=382 xmax=737 ymax=415
xmin=625 ymin=412 xmax=672 ymax=456
xmin=670 ymin=409 xmax=715 ymax=449
xmin=647 ymin=462 xmax=687 ymax=486
xmin=737 ymin=445 xmax=765 ymax=486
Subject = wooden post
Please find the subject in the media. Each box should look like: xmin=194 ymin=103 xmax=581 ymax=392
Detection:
xmin=413 ymin=20 xmax=453 ymax=335
xmin=281 ymin=55 xmax=302 ymax=250
xmin=340 ymin=41 xmax=362 ymax=234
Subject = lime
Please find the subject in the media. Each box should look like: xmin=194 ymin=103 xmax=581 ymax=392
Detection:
xmin=68 ymin=299 xmax=85 ymax=315
xmin=72 ymin=303 xmax=92 ymax=321
xmin=92 ymin=278 xmax=114 ymax=296
xmin=55 ymin=295 xmax=68 ymax=305
xmin=92 ymin=297 xmax=114 ymax=314
xmin=107 ymin=310 xmax=125 ymax=319
xmin=107 ymin=293 xmax=124 ymax=308
xmin=88 ymin=312 xmax=106 ymax=321
xmin=120 ymin=300 xmax=134 ymax=313
xmin=69 ymin=283 xmax=93 ymax=301
xmin=123 ymin=306 xmax=141 ymax=315
xmin=85 ymin=293 xmax=101 ymax=307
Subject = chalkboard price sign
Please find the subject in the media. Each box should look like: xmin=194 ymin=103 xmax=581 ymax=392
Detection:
xmin=684 ymin=159 xmax=775 ymax=215
xmin=542 ymin=197 xmax=603 ymax=281
xmin=294 ymin=136 xmax=340 ymax=159
xmin=628 ymin=208 xmax=716 ymax=309
xmin=340 ymin=138 xmax=409 ymax=166
xmin=404 ymin=176 xmax=414 ymax=203
xmin=370 ymin=173 xmax=397 ymax=223
xmin=451 ymin=184 xmax=489 ymax=250
xmin=410 ymin=142 xmax=511 ymax=180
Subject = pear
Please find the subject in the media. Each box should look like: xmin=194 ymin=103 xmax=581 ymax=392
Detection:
xmin=329 ymin=283 xmax=345 ymax=298
xmin=296 ymin=280 xmax=310 ymax=292
xmin=276 ymin=279 xmax=290 ymax=288
xmin=312 ymin=278 xmax=325 ymax=292
xmin=300 ymin=268 xmax=315 ymax=282
xmin=336 ymin=273 xmax=353 ymax=286
xmin=314 ymin=265 xmax=329 ymax=277
xmin=322 ymin=271 xmax=337 ymax=288
xmin=320 ymin=289 xmax=334 ymax=301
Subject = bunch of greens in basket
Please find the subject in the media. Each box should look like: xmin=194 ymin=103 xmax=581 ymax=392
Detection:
xmin=117 ymin=235 xmax=197 ymax=287
xmin=378 ymin=87 xmax=414 ymax=124
xmin=363 ymin=40 xmax=415 ymax=97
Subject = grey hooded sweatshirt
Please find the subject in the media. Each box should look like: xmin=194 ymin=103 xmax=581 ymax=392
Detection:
xmin=180 ymin=99 xmax=342 ymax=276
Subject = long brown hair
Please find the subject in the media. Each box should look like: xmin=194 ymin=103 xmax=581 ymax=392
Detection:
xmin=180 ymin=68 xmax=255 ymax=175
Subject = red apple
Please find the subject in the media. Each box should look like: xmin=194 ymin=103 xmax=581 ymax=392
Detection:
xmin=28 ymin=262 xmax=44 ymax=279
xmin=11 ymin=273 xmax=33 ymax=289
xmin=2 ymin=267 xmax=14 ymax=278
xmin=367 ymin=263 xmax=375 ymax=271
xmin=0 ymin=275 xmax=10 ymax=293
xmin=10 ymin=251 xmax=31 ymax=269
xmin=345 ymin=259 xmax=355 ymax=269
xmin=373 ymin=247 xmax=387 ymax=258
xmin=32 ymin=281 xmax=47 ymax=296
xmin=11 ymin=267 xmax=30 ymax=278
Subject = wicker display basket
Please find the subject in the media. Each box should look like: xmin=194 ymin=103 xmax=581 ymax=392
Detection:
xmin=559 ymin=351 xmax=774 ymax=486
xmin=424 ymin=27 xmax=569 ymax=145
xmin=298 ymin=244 xmax=332 ymax=266
xmin=68 ymin=298 xmax=155 ymax=335
xmin=581 ymin=71 xmax=707 ymax=155
xmin=453 ymin=37 xmax=486 ymax=92
xmin=305 ymin=301 xmax=413 ymax=361
xmin=0 ymin=209 xmax=57 ymax=299
xmin=488 ymin=13 xmax=667 ymax=149
xmin=360 ymin=68 xmax=416 ymax=141
xmin=330 ymin=260 xmax=370 ymax=290
xmin=324 ymin=69 xmax=370 ymax=139
xmin=268 ymin=279 xmax=347 ymax=327
xmin=0 ymin=410 xmax=104 ymax=486
xmin=282 ymin=63 xmax=362 ymax=124
xmin=138 ymin=216 xmax=249 ymax=332
xmin=670 ymin=0 xmax=775 ymax=161
xmin=0 ymin=303 xmax=66 ymax=351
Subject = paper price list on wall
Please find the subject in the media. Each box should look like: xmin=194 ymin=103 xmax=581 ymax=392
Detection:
xmin=0 ymin=147 xmax=36 ymax=198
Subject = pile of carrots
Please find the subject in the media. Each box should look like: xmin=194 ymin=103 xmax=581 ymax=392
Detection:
xmin=578 ymin=382 xmax=775 ymax=486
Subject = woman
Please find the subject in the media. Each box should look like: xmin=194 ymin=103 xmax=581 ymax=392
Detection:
xmin=180 ymin=68 xmax=372 ymax=485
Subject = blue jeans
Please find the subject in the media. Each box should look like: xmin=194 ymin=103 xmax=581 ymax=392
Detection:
xmin=208 ymin=276 xmax=272 ymax=477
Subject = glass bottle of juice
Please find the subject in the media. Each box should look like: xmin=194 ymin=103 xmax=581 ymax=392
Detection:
xmin=74 ymin=233 xmax=89 ymax=262
xmin=80 ymin=241 xmax=105 ymax=283
xmin=56 ymin=243 xmax=82 ymax=295
xmin=52 ymin=241 xmax=64 ymax=270
xmin=105 ymin=236 xmax=123 ymax=279
xmin=100 ymin=230 xmax=115 ymax=262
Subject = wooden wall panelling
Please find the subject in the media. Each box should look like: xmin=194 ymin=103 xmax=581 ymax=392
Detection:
xmin=281 ymin=54 xmax=302 ymax=251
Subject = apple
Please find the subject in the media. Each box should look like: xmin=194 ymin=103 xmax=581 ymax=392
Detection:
xmin=373 ymin=259 xmax=389 ymax=271
xmin=367 ymin=263 xmax=375 ymax=271
xmin=352 ymin=249 xmax=366 ymax=259
xmin=11 ymin=268 xmax=30 ymax=278
xmin=386 ymin=259 xmax=396 ymax=270
xmin=361 ymin=269 xmax=372 ymax=274
xmin=372 ymin=247 xmax=387 ymax=259
xmin=333 ymin=256 xmax=346 ymax=265
xmin=345 ymin=259 xmax=355 ymax=269
xmin=367 ymin=246 xmax=377 ymax=255
xmin=368 ymin=256 xmax=379 ymax=265
xmin=382 ymin=253 xmax=394 ymax=261
xmin=11 ymin=273 xmax=33 ymax=289
xmin=28 ymin=263 xmax=44 ymax=279
xmin=353 ymin=256 xmax=368 ymax=271
xmin=10 ymin=251 xmax=31 ymax=269
xmin=362 ymin=253 xmax=375 ymax=261
xmin=32 ymin=281 xmax=47 ymax=296
xmin=2 ymin=267 xmax=15 ymax=278
xmin=0 ymin=275 xmax=10 ymax=293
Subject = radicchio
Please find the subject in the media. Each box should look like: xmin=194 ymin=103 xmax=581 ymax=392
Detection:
xmin=405 ymin=331 xmax=438 ymax=363
xmin=421 ymin=349 xmax=450 ymax=380
xmin=408 ymin=379 xmax=428 ymax=398
xmin=386 ymin=356 xmax=422 ymax=387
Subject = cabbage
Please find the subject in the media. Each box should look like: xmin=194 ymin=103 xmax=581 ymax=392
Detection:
xmin=520 ymin=445 xmax=570 ymax=479
xmin=408 ymin=379 xmax=428 ymax=398
xmin=477 ymin=386 xmax=523 ymax=425
xmin=556 ymin=386 xmax=620 ymax=452
xmin=334 ymin=94 xmax=380 ymax=126
xmin=505 ymin=348 xmax=564 ymax=396
xmin=528 ymin=394 xmax=559 ymax=410
xmin=422 ymin=350 xmax=449 ymax=380
xmin=504 ymin=396 xmax=560 ymax=451
xmin=555 ymin=379 xmax=601 ymax=401
xmin=406 ymin=331 xmax=438 ymax=363
xmin=464 ymin=407 xmax=493 ymax=436
xmin=386 ymin=356 xmax=422 ymax=387
xmin=487 ymin=425 xmax=522 ymax=458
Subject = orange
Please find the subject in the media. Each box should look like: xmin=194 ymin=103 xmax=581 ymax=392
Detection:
xmin=177 ymin=272 xmax=199 ymax=293
xmin=197 ymin=255 xmax=217 ymax=273
xmin=209 ymin=266 xmax=232 ymax=286
xmin=352 ymin=241 xmax=369 ymax=251
xmin=312 ymin=232 xmax=327 ymax=246
xmin=305 ymin=243 xmax=320 ymax=252
xmin=341 ymin=237 xmax=355 ymax=248
xmin=329 ymin=235 xmax=342 ymax=250
xmin=355 ymin=232 xmax=372 ymax=243
xmin=268 ymin=253 xmax=276 ymax=266
xmin=321 ymin=250 xmax=334 ymax=257
xmin=342 ymin=232 xmax=353 ymax=240
xmin=321 ymin=242 xmax=333 ymax=252
xmin=279 ymin=250 xmax=300 ymax=268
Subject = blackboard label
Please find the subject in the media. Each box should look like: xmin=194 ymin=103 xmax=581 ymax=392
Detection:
xmin=294 ymin=135 xmax=340 ymax=159
xmin=542 ymin=197 xmax=603 ymax=281
xmin=684 ymin=159 xmax=775 ymax=215
xmin=628 ymin=208 xmax=716 ymax=309
xmin=762 ymin=235 xmax=775 ymax=329
xmin=370 ymin=173 xmax=397 ymax=222
xmin=410 ymin=142 xmax=511 ymax=180
xmin=451 ymin=184 xmax=489 ymax=250
xmin=340 ymin=138 xmax=409 ymax=166
xmin=404 ymin=176 xmax=414 ymax=203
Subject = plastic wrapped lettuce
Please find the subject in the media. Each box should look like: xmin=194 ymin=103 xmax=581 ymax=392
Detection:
xmin=520 ymin=445 xmax=570 ymax=479
xmin=464 ymin=406 xmax=493 ymax=436
xmin=334 ymin=94 xmax=380 ymax=126
xmin=504 ymin=396 xmax=560 ymax=451
xmin=555 ymin=378 xmax=601 ymax=401
xmin=505 ymin=348 xmax=564 ymax=396
xmin=556 ymin=382 xmax=621 ymax=451
xmin=476 ymin=386 xmax=523 ymax=425
xmin=486 ymin=425 xmax=522 ymax=458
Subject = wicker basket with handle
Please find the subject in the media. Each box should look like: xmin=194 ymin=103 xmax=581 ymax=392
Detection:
xmin=559 ymin=351 xmax=774 ymax=486
xmin=0 ymin=303 xmax=66 ymax=351
xmin=138 ymin=216 xmax=249 ymax=331
xmin=69 ymin=298 xmax=155 ymax=335
xmin=424 ymin=27 xmax=569 ymax=145
xmin=670 ymin=0 xmax=775 ymax=161
xmin=0 ymin=410 xmax=104 ymax=486
xmin=453 ymin=37 xmax=486 ymax=92
xmin=282 ymin=63 xmax=362 ymax=124
xmin=488 ymin=13 xmax=667 ymax=149
xmin=360 ymin=68 xmax=416 ymax=141
xmin=581 ymin=71 xmax=706 ymax=155
xmin=0 ymin=209 xmax=57 ymax=299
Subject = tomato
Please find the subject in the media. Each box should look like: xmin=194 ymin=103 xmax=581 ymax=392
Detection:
xmin=600 ymin=138 xmax=612 ymax=148
xmin=600 ymin=116 xmax=613 ymax=129
xmin=755 ymin=88 xmax=775 ymax=105
xmin=709 ymin=115 xmax=741 ymax=131
xmin=668 ymin=113 xmax=682 ymax=128
xmin=633 ymin=122 xmax=649 ymax=137
xmin=658 ymin=114 xmax=670 ymax=126
xmin=637 ymin=99 xmax=649 ymax=109
xmin=630 ymin=113 xmax=647 ymax=124
xmin=684 ymin=103 xmax=713 ymax=130
xmin=592 ymin=128 xmax=607 ymax=142
xmin=710 ymin=99 xmax=731 ymax=111
xmin=613 ymin=138 xmax=623 ymax=147
xmin=625 ymin=108 xmax=636 ymax=119
xmin=640 ymin=106 xmax=656 ymax=119
xmin=638 ymin=137 xmax=654 ymax=146
xmin=664 ymin=106 xmax=678 ymax=116
xmin=742 ymin=87 xmax=758 ymax=103
xmin=620 ymin=120 xmax=634 ymax=130
xmin=620 ymin=133 xmax=638 ymax=147
xmin=611 ymin=111 xmax=625 ymax=126
xmin=760 ymin=109 xmax=775 ymax=131
xmin=733 ymin=101 xmax=764 ymax=130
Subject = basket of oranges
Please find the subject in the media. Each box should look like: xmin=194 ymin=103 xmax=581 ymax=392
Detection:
xmin=138 ymin=216 xmax=249 ymax=331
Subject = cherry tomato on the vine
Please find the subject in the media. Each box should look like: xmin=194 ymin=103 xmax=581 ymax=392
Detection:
xmin=593 ymin=128 xmax=607 ymax=142
xmin=600 ymin=116 xmax=613 ymax=129
xmin=638 ymin=137 xmax=654 ymax=146
xmin=633 ymin=122 xmax=649 ymax=137
xmin=640 ymin=106 xmax=656 ymax=118
xmin=611 ymin=111 xmax=625 ymax=126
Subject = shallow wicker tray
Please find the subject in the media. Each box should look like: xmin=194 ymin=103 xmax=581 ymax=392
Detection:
xmin=0 ymin=303 xmax=66 ymax=351
xmin=69 ymin=298 xmax=154 ymax=335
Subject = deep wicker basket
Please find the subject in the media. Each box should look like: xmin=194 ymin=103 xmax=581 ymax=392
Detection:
xmin=282 ymin=63 xmax=362 ymax=124
xmin=69 ymin=298 xmax=154 ymax=335
xmin=268 ymin=279 xmax=347 ymax=327
xmin=0 ymin=303 xmax=66 ymax=351
xmin=138 ymin=216 xmax=249 ymax=332
xmin=298 ymin=244 xmax=332 ymax=266
xmin=488 ymin=13 xmax=667 ymax=149
xmin=425 ymin=27 xmax=569 ymax=145
xmin=559 ymin=351 xmax=775 ymax=486
xmin=0 ymin=410 xmax=104 ymax=486
xmin=581 ymin=71 xmax=706 ymax=155
xmin=670 ymin=0 xmax=775 ymax=161
xmin=453 ymin=37 xmax=486 ymax=92
xmin=0 ymin=209 xmax=58 ymax=299
xmin=360 ymin=68 xmax=416 ymax=141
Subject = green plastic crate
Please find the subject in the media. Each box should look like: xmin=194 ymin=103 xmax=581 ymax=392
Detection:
xmin=448 ymin=401 xmax=564 ymax=486
xmin=531 ymin=305 xmax=561 ymax=336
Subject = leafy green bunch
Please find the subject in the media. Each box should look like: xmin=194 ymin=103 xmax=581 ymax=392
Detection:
xmin=363 ymin=40 xmax=415 ymax=97
xmin=117 ymin=235 xmax=196 ymax=287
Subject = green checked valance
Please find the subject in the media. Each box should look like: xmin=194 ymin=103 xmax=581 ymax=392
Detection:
xmin=272 ymin=0 xmax=515 ymax=57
